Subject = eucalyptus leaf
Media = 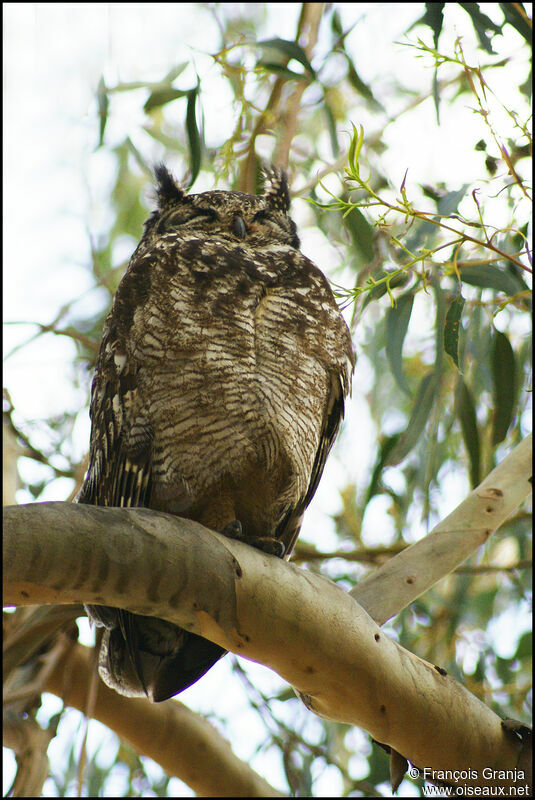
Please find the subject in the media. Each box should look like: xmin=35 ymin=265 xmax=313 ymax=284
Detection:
xmin=459 ymin=264 xmax=527 ymax=297
xmin=455 ymin=377 xmax=480 ymax=487
xmin=96 ymin=77 xmax=109 ymax=148
xmin=361 ymin=270 xmax=409 ymax=309
xmin=491 ymin=329 xmax=517 ymax=445
xmin=257 ymin=62 xmax=312 ymax=82
xmin=386 ymin=372 xmax=437 ymax=465
xmin=186 ymin=87 xmax=202 ymax=188
xmin=144 ymin=87 xmax=190 ymax=113
xmin=343 ymin=54 xmax=383 ymax=110
xmin=345 ymin=207 xmax=375 ymax=265
xmin=444 ymin=293 xmax=465 ymax=371
xmin=386 ymin=293 xmax=414 ymax=395
xmin=323 ymin=99 xmax=340 ymax=158
xmin=459 ymin=3 xmax=502 ymax=54
xmin=256 ymin=37 xmax=316 ymax=78
xmin=365 ymin=433 xmax=401 ymax=504
xmin=499 ymin=3 xmax=532 ymax=43
xmin=417 ymin=3 xmax=445 ymax=46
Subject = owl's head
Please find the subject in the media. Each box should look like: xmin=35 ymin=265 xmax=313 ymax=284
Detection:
xmin=142 ymin=164 xmax=300 ymax=250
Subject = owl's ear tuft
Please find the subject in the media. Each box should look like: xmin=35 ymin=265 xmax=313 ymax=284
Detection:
xmin=154 ymin=163 xmax=186 ymax=208
xmin=263 ymin=167 xmax=291 ymax=214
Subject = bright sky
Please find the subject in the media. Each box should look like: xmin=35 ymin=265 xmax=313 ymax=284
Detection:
xmin=3 ymin=3 xmax=531 ymax=796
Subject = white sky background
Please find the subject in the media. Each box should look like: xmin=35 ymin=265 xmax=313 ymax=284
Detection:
xmin=3 ymin=3 xmax=532 ymax=796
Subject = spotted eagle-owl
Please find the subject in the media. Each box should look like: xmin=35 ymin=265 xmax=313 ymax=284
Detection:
xmin=77 ymin=164 xmax=355 ymax=702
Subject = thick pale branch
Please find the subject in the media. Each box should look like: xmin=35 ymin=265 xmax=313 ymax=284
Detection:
xmin=43 ymin=641 xmax=283 ymax=797
xmin=352 ymin=434 xmax=532 ymax=624
xmin=3 ymin=500 xmax=527 ymax=790
xmin=272 ymin=3 xmax=325 ymax=169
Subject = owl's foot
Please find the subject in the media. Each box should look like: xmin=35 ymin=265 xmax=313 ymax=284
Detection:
xmin=221 ymin=520 xmax=243 ymax=539
xmin=221 ymin=520 xmax=285 ymax=558
xmin=250 ymin=536 xmax=286 ymax=558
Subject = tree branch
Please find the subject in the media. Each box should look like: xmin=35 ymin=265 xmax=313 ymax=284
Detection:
xmin=44 ymin=641 xmax=284 ymax=797
xmin=3 ymin=485 xmax=530 ymax=791
xmin=352 ymin=434 xmax=532 ymax=624
xmin=272 ymin=3 xmax=325 ymax=169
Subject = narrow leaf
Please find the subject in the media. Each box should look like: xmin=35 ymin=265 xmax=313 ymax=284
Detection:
xmin=491 ymin=329 xmax=517 ymax=445
xmin=186 ymin=88 xmax=201 ymax=188
xmin=162 ymin=62 xmax=189 ymax=83
xmin=96 ymin=77 xmax=109 ymax=148
xmin=323 ymin=99 xmax=340 ymax=158
xmin=437 ymin=185 xmax=469 ymax=216
xmin=144 ymin=87 xmax=189 ymax=113
xmin=362 ymin=270 xmax=409 ymax=309
xmin=345 ymin=207 xmax=374 ymax=265
xmin=256 ymin=38 xmax=315 ymax=79
xmin=343 ymin=54 xmax=383 ymax=110
xmin=125 ymin=138 xmax=152 ymax=176
xmin=419 ymin=3 xmax=445 ymax=47
xmin=459 ymin=3 xmax=502 ymax=54
xmin=459 ymin=264 xmax=528 ymax=297
xmin=386 ymin=293 xmax=414 ymax=395
xmin=418 ymin=2 xmax=444 ymax=122
xmin=455 ymin=378 xmax=480 ymax=487
xmin=499 ymin=3 xmax=532 ymax=43
xmin=365 ymin=434 xmax=401 ymax=504
xmin=386 ymin=372 xmax=437 ymax=465
xmin=142 ymin=124 xmax=187 ymax=151
xmin=256 ymin=62 xmax=311 ymax=82
xmin=444 ymin=293 xmax=465 ymax=371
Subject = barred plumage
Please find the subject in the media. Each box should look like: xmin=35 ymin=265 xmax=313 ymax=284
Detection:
xmin=77 ymin=164 xmax=355 ymax=701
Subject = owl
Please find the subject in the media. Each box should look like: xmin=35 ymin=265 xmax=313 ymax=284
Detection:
xmin=77 ymin=164 xmax=355 ymax=702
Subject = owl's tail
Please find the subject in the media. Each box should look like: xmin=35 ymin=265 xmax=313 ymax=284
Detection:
xmin=87 ymin=605 xmax=227 ymax=701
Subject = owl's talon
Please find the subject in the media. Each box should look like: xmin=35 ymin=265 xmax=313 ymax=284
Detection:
xmin=220 ymin=523 xmax=285 ymax=558
xmin=249 ymin=536 xmax=286 ymax=558
xmin=221 ymin=519 xmax=244 ymax=540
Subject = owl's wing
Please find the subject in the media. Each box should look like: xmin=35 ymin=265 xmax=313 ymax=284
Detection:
xmin=76 ymin=328 xmax=157 ymax=695
xmin=277 ymin=366 xmax=351 ymax=558
xmin=76 ymin=332 xmax=152 ymax=509
xmin=77 ymin=308 xmax=227 ymax=701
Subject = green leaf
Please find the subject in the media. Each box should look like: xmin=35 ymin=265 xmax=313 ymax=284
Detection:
xmin=144 ymin=87 xmax=190 ymax=113
xmin=256 ymin=62 xmax=312 ymax=82
xmin=330 ymin=7 xmax=344 ymax=38
xmin=459 ymin=264 xmax=527 ymax=297
xmin=142 ymin=124 xmax=186 ymax=151
xmin=417 ymin=3 xmax=444 ymax=122
xmin=455 ymin=377 xmax=480 ymax=487
xmin=186 ymin=87 xmax=202 ymax=188
xmin=256 ymin=38 xmax=316 ymax=79
xmin=419 ymin=3 xmax=445 ymax=47
xmin=437 ymin=185 xmax=469 ymax=216
xmin=162 ymin=62 xmax=189 ymax=83
xmin=459 ymin=3 xmax=502 ymax=54
xmin=365 ymin=434 xmax=401 ymax=504
xmin=444 ymin=293 xmax=465 ymax=371
xmin=323 ymin=99 xmax=340 ymax=158
xmin=361 ymin=270 xmax=409 ymax=309
xmin=125 ymin=137 xmax=152 ymax=177
xmin=491 ymin=329 xmax=517 ymax=445
xmin=499 ymin=2 xmax=532 ymax=43
xmin=386 ymin=293 xmax=414 ymax=395
xmin=96 ymin=77 xmax=109 ymax=148
xmin=407 ymin=185 xmax=468 ymax=250
xmin=344 ymin=207 xmax=374 ymax=265
xmin=515 ymin=631 xmax=533 ymax=660
xmin=343 ymin=54 xmax=383 ymax=110
xmin=386 ymin=372 xmax=437 ymax=465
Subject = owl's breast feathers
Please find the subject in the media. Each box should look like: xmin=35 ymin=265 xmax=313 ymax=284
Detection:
xmin=82 ymin=232 xmax=354 ymax=550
